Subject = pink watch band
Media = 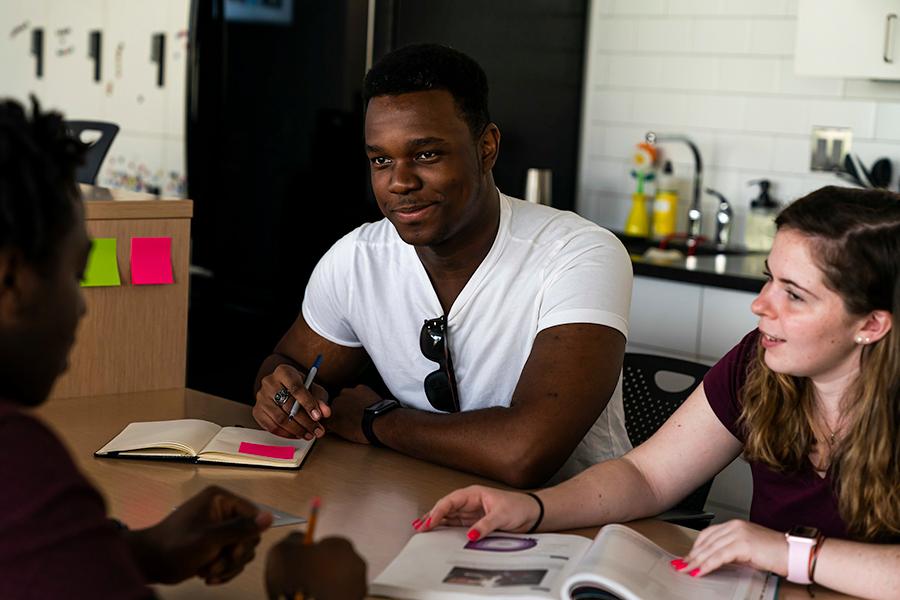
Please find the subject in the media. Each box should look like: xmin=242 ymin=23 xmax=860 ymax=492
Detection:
xmin=786 ymin=536 xmax=815 ymax=584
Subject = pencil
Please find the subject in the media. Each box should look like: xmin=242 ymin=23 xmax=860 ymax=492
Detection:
xmin=304 ymin=496 xmax=321 ymax=545
xmin=293 ymin=496 xmax=321 ymax=600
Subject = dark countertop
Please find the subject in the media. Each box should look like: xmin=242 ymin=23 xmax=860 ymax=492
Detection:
xmin=613 ymin=232 xmax=767 ymax=293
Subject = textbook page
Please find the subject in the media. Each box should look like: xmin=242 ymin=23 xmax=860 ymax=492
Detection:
xmin=96 ymin=419 xmax=221 ymax=457
xmin=371 ymin=529 xmax=593 ymax=600
xmin=563 ymin=524 xmax=772 ymax=600
xmin=198 ymin=426 xmax=313 ymax=467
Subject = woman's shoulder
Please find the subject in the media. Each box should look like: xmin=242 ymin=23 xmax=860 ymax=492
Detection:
xmin=702 ymin=330 xmax=760 ymax=438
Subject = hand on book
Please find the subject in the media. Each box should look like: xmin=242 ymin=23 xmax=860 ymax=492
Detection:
xmin=254 ymin=364 xmax=331 ymax=441
xmin=676 ymin=519 xmax=788 ymax=579
xmin=123 ymin=485 xmax=274 ymax=585
xmin=265 ymin=534 xmax=367 ymax=600
xmin=415 ymin=485 xmax=542 ymax=539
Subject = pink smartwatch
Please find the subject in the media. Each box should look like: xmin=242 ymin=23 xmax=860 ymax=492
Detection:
xmin=785 ymin=526 xmax=820 ymax=584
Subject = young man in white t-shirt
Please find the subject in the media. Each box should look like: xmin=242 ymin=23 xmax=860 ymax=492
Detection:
xmin=252 ymin=43 xmax=633 ymax=488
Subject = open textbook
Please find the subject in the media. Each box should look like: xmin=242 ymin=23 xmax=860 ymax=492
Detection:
xmin=95 ymin=419 xmax=314 ymax=469
xmin=371 ymin=524 xmax=778 ymax=600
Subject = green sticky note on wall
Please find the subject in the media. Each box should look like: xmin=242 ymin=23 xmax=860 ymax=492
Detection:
xmin=81 ymin=238 xmax=121 ymax=287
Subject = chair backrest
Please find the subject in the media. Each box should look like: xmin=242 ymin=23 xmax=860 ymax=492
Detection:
xmin=622 ymin=352 xmax=712 ymax=512
xmin=65 ymin=121 xmax=119 ymax=185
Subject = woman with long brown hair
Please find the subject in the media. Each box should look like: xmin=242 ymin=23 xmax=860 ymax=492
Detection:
xmin=417 ymin=186 xmax=900 ymax=599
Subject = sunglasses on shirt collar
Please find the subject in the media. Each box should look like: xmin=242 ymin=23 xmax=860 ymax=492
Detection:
xmin=419 ymin=315 xmax=460 ymax=413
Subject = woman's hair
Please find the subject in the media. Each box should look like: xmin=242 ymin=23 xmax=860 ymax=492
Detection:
xmin=739 ymin=185 xmax=900 ymax=541
xmin=0 ymin=96 xmax=85 ymax=271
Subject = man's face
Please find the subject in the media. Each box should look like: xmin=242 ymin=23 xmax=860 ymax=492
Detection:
xmin=0 ymin=200 xmax=90 ymax=405
xmin=364 ymin=90 xmax=491 ymax=247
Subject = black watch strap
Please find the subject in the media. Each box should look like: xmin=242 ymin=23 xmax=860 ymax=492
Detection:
xmin=362 ymin=399 xmax=400 ymax=447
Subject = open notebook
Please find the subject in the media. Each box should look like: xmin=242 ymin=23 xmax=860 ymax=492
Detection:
xmin=371 ymin=524 xmax=778 ymax=600
xmin=95 ymin=419 xmax=314 ymax=469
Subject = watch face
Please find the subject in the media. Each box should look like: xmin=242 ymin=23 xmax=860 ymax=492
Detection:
xmin=787 ymin=525 xmax=819 ymax=539
xmin=368 ymin=399 xmax=399 ymax=415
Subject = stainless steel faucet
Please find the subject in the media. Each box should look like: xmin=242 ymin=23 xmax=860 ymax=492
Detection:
xmin=645 ymin=132 xmax=703 ymax=242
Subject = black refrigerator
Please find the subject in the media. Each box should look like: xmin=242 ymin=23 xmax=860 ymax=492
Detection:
xmin=186 ymin=0 xmax=588 ymax=403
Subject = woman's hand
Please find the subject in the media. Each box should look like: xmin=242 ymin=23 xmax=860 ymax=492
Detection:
xmin=415 ymin=485 xmax=542 ymax=540
xmin=675 ymin=519 xmax=787 ymax=578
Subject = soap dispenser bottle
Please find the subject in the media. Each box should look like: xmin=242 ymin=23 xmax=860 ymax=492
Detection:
xmin=652 ymin=160 xmax=678 ymax=238
xmin=745 ymin=179 xmax=779 ymax=252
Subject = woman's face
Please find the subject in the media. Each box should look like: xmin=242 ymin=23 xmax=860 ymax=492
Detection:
xmin=750 ymin=228 xmax=866 ymax=385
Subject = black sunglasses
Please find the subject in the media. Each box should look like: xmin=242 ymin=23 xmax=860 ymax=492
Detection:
xmin=419 ymin=315 xmax=460 ymax=413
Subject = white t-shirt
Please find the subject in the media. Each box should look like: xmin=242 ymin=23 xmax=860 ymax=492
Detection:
xmin=303 ymin=191 xmax=633 ymax=481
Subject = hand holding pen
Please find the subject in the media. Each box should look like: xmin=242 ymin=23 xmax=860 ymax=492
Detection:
xmin=253 ymin=354 xmax=330 ymax=441
xmin=264 ymin=498 xmax=367 ymax=600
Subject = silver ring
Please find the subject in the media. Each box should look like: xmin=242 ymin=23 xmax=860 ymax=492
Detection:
xmin=273 ymin=387 xmax=292 ymax=408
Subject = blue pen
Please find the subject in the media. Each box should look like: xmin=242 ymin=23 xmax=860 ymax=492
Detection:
xmin=289 ymin=354 xmax=323 ymax=419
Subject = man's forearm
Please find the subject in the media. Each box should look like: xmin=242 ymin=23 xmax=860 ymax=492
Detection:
xmin=371 ymin=406 xmax=588 ymax=488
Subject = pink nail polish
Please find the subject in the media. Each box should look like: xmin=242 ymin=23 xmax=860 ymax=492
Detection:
xmin=670 ymin=559 xmax=686 ymax=570
xmin=689 ymin=568 xmax=700 ymax=577
xmin=412 ymin=519 xmax=422 ymax=529
xmin=467 ymin=530 xmax=481 ymax=541
xmin=424 ymin=517 xmax=432 ymax=528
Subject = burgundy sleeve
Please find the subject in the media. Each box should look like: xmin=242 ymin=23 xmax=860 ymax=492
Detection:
xmin=702 ymin=330 xmax=760 ymax=443
xmin=0 ymin=408 xmax=153 ymax=600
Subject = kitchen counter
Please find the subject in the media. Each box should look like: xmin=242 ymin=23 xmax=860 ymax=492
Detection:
xmin=614 ymin=232 xmax=767 ymax=293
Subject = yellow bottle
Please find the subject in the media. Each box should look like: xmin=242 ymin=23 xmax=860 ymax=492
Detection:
xmin=624 ymin=192 xmax=649 ymax=237
xmin=652 ymin=161 xmax=678 ymax=238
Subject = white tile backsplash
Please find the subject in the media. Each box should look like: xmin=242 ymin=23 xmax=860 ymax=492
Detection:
xmin=578 ymin=0 xmax=900 ymax=238
xmin=748 ymin=19 xmax=796 ymax=55
xmin=718 ymin=57 xmax=779 ymax=94
xmin=691 ymin=19 xmax=752 ymax=54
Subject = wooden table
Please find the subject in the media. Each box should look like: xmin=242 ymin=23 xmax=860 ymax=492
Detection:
xmin=36 ymin=389 xmax=852 ymax=599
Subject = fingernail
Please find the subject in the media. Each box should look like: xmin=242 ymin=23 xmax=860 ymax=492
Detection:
xmin=412 ymin=519 xmax=422 ymax=529
xmin=670 ymin=559 xmax=686 ymax=570
xmin=315 ymin=427 xmax=325 ymax=438
xmin=467 ymin=529 xmax=480 ymax=541
xmin=304 ymin=433 xmax=314 ymax=441
xmin=311 ymin=409 xmax=321 ymax=420
xmin=424 ymin=517 xmax=432 ymax=528
xmin=689 ymin=568 xmax=700 ymax=577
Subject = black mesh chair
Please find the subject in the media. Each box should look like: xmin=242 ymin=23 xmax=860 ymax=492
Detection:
xmin=65 ymin=121 xmax=119 ymax=185
xmin=622 ymin=352 xmax=715 ymax=530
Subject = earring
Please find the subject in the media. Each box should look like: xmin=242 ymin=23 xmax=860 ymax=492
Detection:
xmin=865 ymin=337 xmax=871 ymax=344
xmin=855 ymin=336 xmax=864 ymax=344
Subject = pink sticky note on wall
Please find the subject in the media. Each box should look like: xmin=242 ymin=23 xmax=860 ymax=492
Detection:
xmin=238 ymin=442 xmax=296 ymax=460
xmin=130 ymin=237 xmax=174 ymax=285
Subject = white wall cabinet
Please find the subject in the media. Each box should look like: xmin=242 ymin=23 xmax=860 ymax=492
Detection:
xmin=796 ymin=0 xmax=900 ymax=80
xmin=627 ymin=276 xmax=758 ymax=363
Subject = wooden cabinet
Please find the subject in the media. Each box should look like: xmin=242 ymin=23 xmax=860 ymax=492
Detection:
xmin=49 ymin=184 xmax=193 ymax=399
xmin=796 ymin=0 xmax=900 ymax=80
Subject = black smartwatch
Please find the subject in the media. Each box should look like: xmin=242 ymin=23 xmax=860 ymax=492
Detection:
xmin=362 ymin=398 xmax=400 ymax=447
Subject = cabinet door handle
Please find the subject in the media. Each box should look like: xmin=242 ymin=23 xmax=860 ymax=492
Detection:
xmin=151 ymin=32 xmax=166 ymax=87
xmin=884 ymin=13 xmax=897 ymax=63
xmin=88 ymin=30 xmax=102 ymax=82
xmin=31 ymin=28 xmax=44 ymax=78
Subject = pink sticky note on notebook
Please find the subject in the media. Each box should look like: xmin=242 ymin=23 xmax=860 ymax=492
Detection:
xmin=130 ymin=237 xmax=174 ymax=285
xmin=238 ymin=442 xmax=296 ymax=460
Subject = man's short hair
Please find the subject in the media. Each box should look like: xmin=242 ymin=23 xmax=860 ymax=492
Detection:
xmin=363 ymin=43 xmax=490 ymax=138
xmin=0 ymin=97 xmax=85 ymax=270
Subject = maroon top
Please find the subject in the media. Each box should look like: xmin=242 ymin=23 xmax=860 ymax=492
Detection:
xmin=0 ymin=400 xmax=153 ymax=599
xmin=703 ymin=331 xmax=850 ymax=539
